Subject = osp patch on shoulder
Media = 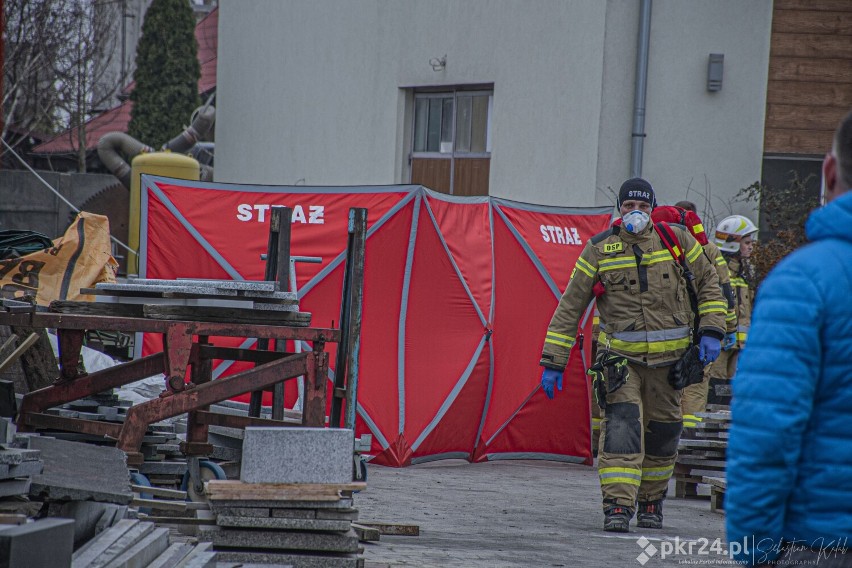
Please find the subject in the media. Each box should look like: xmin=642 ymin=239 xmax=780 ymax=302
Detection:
xmin=603 ymin=242 xmax=624 ymax=253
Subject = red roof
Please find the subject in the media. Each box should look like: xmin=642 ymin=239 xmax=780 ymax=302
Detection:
xmin=34 ymin=8 xmax=218 ymax=155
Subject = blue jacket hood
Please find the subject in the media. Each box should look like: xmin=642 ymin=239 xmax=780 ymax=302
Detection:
xmin=806 ymin=190 xmax=852 ymax=243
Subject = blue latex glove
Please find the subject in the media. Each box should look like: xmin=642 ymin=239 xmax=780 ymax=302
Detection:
xmin=722 ymin=332 xmax=736 ymax=351
xmin=699 ymin=335 xmax=722 ymax=364
xmin=540 ymin=368 xmax=563 ymax=400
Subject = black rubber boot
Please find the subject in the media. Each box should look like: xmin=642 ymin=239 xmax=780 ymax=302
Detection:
xmin=636 ymin=500 xmax=663 ymax=529
xmin=603 ymin=505 xmax=634 ymax=533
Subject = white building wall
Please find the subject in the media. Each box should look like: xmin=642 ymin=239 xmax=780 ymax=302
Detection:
xmin=596 ymin=0 xmax=771 ymax=225
xmin=216 ymin=0 xmax=771 ymax=222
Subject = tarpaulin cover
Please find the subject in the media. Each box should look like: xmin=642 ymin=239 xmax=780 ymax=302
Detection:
xmin=140 ymin=176 xmax=611 ymax=466
xmin=0 ymin=212 xmax=118 ymax=305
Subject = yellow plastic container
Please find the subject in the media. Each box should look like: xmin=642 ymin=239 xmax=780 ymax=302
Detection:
xmin=128 ymin=151 xmax=200 ymax=275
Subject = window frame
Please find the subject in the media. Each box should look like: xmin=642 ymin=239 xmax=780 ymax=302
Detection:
xmin=411 ymin=88 xmax=493 ymax=160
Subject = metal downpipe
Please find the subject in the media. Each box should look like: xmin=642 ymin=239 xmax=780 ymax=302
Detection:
xmin=631 ymin=0 xmax=652 ymax=178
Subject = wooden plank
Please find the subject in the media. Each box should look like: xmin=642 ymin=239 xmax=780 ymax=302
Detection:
xmin=205 ymin=480 xmax=366 ymax=501
xmin=453 ymin=158 xmax=490 ymax=196
xmin=351 ymin=522 xmax=381 ymax=542
xmin=764 ymin=127 xmax=834 ymax=154
xmin=49 ymin=300 xmax=144 ymax=318
xmin=142 ymin=305 xmax=311 ymax=326
xmin=0 ymin=333 xmax=36 ymax=375
xmin=9 ymin=326 xmax=56 ymax=391
xmin=771 ymin=32 xmax=852 ymax=59
xmin=775 ymin=0 xmax=852 ymax=11
xmin=766 ymin=103 xmax=852 ymax=131
xmin=131 ymin=498 xmax=187 ymax=512
xmin=773 ymin=9 xmax=852 ymax=35
xmin=358 ymin=522 xmax=420 ymax=536
xmin=131 ymin=485 xmax=187 ymax=500
xmin=769 ymin=57 xmax=852 ymax=83
xmin=411 ymin=158 xmax=452 ymax=194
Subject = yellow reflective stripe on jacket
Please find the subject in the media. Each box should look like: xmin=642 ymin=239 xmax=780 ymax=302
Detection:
xmin=598 ymin=326 xmax=691 ymax=354
xmin=600 ymin=467 xmax=642 ymax=486
xmin=641 ymin=464 xmax=675 ymax=481
xmin=730 ymin=277 xmax=748 ymax=288
xmin=573 ymin=256 xmax=597 ymax=278
xmin=592 ymin=417 xmax=602 ymax=431
xmin=725 ymin=310 xmax=737 ymax=322
xmin=698 ymin=300 xmax=727 ymax=315
xmin=682 ymin=414 xmax=703 ymax=428
xmin=686 ymin=241 xmax=703 ymax=263
xmin=598 ymin=257 xmax=635 ymax=272
xmin=715 ymin=255 xmax=727 ymax=266
xmin=545 ymin=331 xmax=575 ymax=348
xmin=641 ymin=250 xmax=675 ymax=266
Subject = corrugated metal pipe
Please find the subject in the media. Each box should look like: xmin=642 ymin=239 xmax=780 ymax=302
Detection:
xmin=163 ymin=105 xmax=216 ymax=153
xmin=631 ymin=0 xmax=652 ymax=178
xmin=97 ymin=132 xmax=153 ymax=189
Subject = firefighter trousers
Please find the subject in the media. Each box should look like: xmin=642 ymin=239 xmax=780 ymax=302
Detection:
xmin=598 ymin=362 xmax=682 ymax=509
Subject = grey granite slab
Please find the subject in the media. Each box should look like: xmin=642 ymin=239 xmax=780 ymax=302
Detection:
xmin=214 ymin=550 xmax=363 ymax=568
xmin=217 ymin=515 xmax=351 ymax=532
xmin=312 ymin=509 xmax=359 ymax=521
xmin=0 ymin=448 xmax=41 ymax=465
xmin=104 ymin=526 xmax=169 ymax=568
xmin=199 ymin=526 xmax=359 ymax=552
xmin=213 ymin=506 xmax=271 ymax=518
xmin=210 ymin=498 xmax=353 ymax=510
xmin=5 ymin=459 xmax=43 ymax=478
xmin=145 ymin=542 xmax=193 ymax=568
xmin=241 ymin=428 xmax=354 ymax=484
xmin=0 ymin=517 xmax=74 ymax=568
xmin=29 ymin=437 xmax=133 ymax=504
xmin=0 ymin=479 xmax=30 ymax=497
xmin=71 ymin=518 xmax=138 ymax=566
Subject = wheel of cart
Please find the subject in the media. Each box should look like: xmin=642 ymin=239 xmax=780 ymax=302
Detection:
xmin=180 ymin=458 xmax=227 ymax=502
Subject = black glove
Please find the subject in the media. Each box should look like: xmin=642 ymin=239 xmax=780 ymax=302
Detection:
xmin=668 ymin=345 xmax=704 ymax=390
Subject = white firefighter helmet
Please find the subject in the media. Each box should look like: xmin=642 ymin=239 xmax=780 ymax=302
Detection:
xmin=714 ymin=215 xmax=758 ymax=253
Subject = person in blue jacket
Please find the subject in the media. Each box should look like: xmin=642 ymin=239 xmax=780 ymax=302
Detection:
xmin=726 ymin=111 xmax=852 ymax=566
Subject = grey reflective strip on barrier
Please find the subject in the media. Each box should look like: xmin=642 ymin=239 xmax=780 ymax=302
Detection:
xmin=484 ymin=452 xmax=587 ymax=464
xmin=145 ymin=178 xmax=245 ymax=280
xmin=410 ymin=334 xmax=488 ymax=452
xmin=490 ymin=197 xmax=611 ymax=217
xmin=212 ymin=337 xmax=257 ymax=379
xmin=398 ymin=194 xmax=421 ymax=435
xmin=297 ymin=190 xmax=418 ymax=299
xmin=142 ymin=175 xmax=423 ymax=195
xmin=357 ymin=403 xmax=390 ymax=450
xmin=492 ymin=204 xmax=560 ymax=299
xmin=485 ymin=387 xmax=537 ymax=446
xmin=475 ymin=338 xmax=496 ymax=456
xmin=423 ymin=199 xmax=487 ymax=327
xmin=610 ymin=327 xmax=691 ymax=342
xmin=488 ymin=202 xmax=496 ymax=322
xmin=410 ymin=452 xmax=471 ymax=465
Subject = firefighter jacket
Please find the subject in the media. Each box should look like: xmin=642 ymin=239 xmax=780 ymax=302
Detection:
xmin=725 ymin=256 xmax=753 ymax=348
xmin=703 ymin=240 xmax=737 ymax=335
xmin=540 ymin=222 xmax=727 ymax=370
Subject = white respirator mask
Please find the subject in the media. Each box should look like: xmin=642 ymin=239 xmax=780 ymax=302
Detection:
xmin=622 ymin=210 xmax=651 ymax=234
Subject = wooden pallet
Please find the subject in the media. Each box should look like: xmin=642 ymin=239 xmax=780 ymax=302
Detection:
xmin=702 ymin=476 xmax=726 ymax=513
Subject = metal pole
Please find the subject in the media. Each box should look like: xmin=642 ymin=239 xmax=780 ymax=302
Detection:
xmin=630 ymin=0 xmax=652 ymax=178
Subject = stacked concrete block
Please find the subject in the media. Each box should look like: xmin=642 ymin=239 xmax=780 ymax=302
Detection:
xmin=200 ymin=427 xmax=364 ymax=567
xmin=71 ymin=519 xmax=215 ymax=568
xmin=0 ymin=441 xmax=42 ymax=498
xmin=0 ymin=517 xmax=74 ymax=568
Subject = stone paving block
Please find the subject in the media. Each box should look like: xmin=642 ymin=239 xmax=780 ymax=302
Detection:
xmin=313 ymin=509 xmax=359 ymax=521
xmin=29 ymin=437 xmax=132 ymax=504
xmin=5 ymin=459 xmax=43 ymax=478
xmin=199 ymin=526 xmax=359 ymax=553
xmin=217 ymin=515 xmax=351 ymax=532
xmin=210 ymin=498 xmax=353 ymax=511
xmin=145 ymin=542 xmax=193 ymax=568
xmin=270 ymin=508 xmax=316 ymax=519
xmin=215 ymin=550 xmax=363 ymax=568
xmin=83 ymin=521 xmax=155 ymax=568
xmin=105 ymin=526 xmax=169 ymax=568
xmin=175 ymin=550 xmax=217 ymax=568
xmin=0 ymin=448 xmax=40 ymax=465
xmin=0 ymin=479 xmax=30 ymax=497
xmin=0 ymin=517 xmax=74 ymax=568
xmin=240 ymin=427 xmax=353 ymax=484
xmin=214 ymin=506 xmax=271 ymax=518
xmin=138 ymin=461 xmax=188 ymax=476
xmin=48 ymin=500 xmax=126 ymax=548
xmin=71 ymin=518 xmax=138 ymax=566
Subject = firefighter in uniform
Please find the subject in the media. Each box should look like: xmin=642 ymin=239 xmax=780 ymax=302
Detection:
xmin=652 ymin=204 xmax=738 ymax=429
xmin=706 ymin=215 xmax=757 ymax=403
xmin=539 ymin=178 xmax=727 ymax=532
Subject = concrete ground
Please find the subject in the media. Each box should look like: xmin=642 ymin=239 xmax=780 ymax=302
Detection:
xmin=355 ymin=459 xmax=732 ymax=567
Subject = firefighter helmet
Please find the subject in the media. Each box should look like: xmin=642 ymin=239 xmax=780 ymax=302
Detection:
xmin=714 ymin=215 xmax=758 ymax=253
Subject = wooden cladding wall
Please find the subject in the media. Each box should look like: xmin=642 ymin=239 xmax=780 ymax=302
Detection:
xmin=766 ymin=0 xmax=852 ymax=155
